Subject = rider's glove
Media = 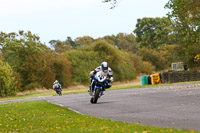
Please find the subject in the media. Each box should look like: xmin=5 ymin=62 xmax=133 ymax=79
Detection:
xmin=110 ymin=77 xmax=114 ymax=82
xmin=89 ymin=71 xmax=94 ymax=78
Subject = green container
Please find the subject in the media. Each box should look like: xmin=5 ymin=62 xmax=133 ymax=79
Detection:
xmin=141 ymin=76 xmax=148 ymax=86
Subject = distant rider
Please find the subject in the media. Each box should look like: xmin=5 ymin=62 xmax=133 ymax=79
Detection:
xmin=88 ymin=61 xmax=114 ymax=93
xmin=53 ymin=80 xmax=62 ymax=90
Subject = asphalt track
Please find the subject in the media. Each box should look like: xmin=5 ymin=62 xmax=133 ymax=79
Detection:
xmin=1 ymin=83 xmax=200 ymax=131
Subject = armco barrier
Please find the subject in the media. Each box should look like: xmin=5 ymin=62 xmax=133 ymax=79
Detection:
xmin=160 ymin=70 xmax=200 ymax=83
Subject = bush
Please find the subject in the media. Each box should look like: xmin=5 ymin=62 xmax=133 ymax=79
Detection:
xmin=64 ymin=40 xmax=138 ymax=83
xmin=112 ymin=62 xmax=137 ymax=81
xmin=141 ymin=61 xmax=155 ymax=74
xmin=23 ymin=53 xmax=72 ymax=89
xmin=90 ymin=40 xmax=138 ymax=81
xmin=24 ymin=83 xmax=42 ymax=91
xmin=137 ymin=48 xmax=167 ymax=71
xmin=52 ymin=55 xmax=72 ymax=88
xmin=89 ymin=40 xmax=124 ymax=66
xmin=126 ymin=52 xmax=155 ymax=74
xmin=0 ymin=60 xmax=18 ymax=96
xmin=64 ymin=50 xmax=101 ymax=84
xmin=159 ymin=44 xmax=179 ymax=66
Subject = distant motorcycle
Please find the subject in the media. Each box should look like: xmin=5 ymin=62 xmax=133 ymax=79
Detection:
xmin=55 ymin=84 xmax=62 ymax=96
xmin=89 ymin=71 xmax=107 ymax=104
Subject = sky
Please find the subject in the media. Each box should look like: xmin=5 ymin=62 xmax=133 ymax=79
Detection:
xmin=0 ymin=0 xmax=170 ymax=47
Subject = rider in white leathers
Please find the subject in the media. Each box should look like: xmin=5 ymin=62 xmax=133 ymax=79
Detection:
xmin=89 ymin=61 xmax=114 ymax=93
xmin=53 ymin=80 xmax=62 ymax=90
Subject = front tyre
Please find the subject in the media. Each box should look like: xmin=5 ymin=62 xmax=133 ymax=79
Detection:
xmin=56 ymin=89 xmax=62 ymax=96
xmin=93 ymin=88 xmax=100 ymax=103
xmin=59 ymin=91 xmax=62 ymax=96
xmin=90 ymin=98 xmax=94 ymax=103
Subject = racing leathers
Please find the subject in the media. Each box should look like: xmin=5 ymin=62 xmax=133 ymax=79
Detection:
xmin=89 ymin=66 xmax=114 ymax=92
xmin=53 ymin=80 xmax=62 ymax=91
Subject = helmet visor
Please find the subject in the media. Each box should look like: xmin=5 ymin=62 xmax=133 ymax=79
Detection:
xmin=103 ymin=66 xmax=108 ymax=71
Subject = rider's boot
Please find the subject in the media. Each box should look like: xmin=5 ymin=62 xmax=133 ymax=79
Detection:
xmin=88 ymin=86 xmax=91 ymax=92
xmin=88 ymin=86 xmax=93 ymax=96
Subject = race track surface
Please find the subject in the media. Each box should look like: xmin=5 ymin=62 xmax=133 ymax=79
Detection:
xmin=45 ymin=83 xmax=200 ymax=131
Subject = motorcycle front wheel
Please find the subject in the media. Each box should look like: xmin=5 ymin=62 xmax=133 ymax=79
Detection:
xmin=56 ymin=89 xmax=62 ymax=96
xmin=90 ymin=98 xmax=94 ymax=103
xmin=58 ymin=91 xmax=62 ymax=96
xmin=93 ymin=88 xmax=100 ymax=103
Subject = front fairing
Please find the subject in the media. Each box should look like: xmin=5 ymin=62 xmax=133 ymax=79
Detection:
xmin=94 ymin=75 xmax=107 ymax=83
xmin=93 ymin=76 xmax=106 ymax=90
xmin=91 ymin=71 xmax=107 ymax=96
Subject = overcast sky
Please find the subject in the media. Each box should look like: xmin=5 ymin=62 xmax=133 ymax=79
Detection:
xmin=0 ymin=0 xmax=170 ymax=46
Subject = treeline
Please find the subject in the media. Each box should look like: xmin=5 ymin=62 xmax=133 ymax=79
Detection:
xmin=50 ymin=32 xmax=170 ymax=83
xmin=0 ymin=30 xmax=164 ymax=96
xmin=0 ymin=0 xmax=200 ymax=97
xmin=0 ymin=31 xmax=72 ymax=96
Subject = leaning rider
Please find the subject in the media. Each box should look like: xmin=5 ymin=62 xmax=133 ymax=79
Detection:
xmin=88 ymin=61 xmax=114 ymax=93
xmin=53 ymin=80 xmax=62 ymax=90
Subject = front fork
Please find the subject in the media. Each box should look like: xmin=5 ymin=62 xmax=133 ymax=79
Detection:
xmin=90 ymin=87 xmax=103 ymax=98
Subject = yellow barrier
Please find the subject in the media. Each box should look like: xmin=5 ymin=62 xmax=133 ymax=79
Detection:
xmin=151 ymin=74 xmax=161 ymax=85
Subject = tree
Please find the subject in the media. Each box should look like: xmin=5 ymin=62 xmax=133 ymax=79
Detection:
xmin=74 ymin=36 xmax=94 ymax=48
xmin=103 ymin=33 xmax=138 ymax=53
xmin=23 ymin=53 xmax=72 ymax=89
xmin=0 ymin=59 xmax=18 ymax=96
xmin=52 ymin=54 xmax=72 ymax=88
xmin=137 ymin=48 xmax=167 ymax=71
xmin=89 ymin=40 xmax=124 ymax=66
xmin=89 ymin=40 xmax=137 ymax=81
xmin=126 ymin=52 xmax=155 ymax=74
xmin=159 ymin=44 xmax=180 ymax=65
xmin=66 ymin=37 xmax=77 ymax=49
xmin=134 ymin=17 xmax=174 ymax=49
xmin=64 ymin=50 xmax=101 ymax=84
xmin=116 ymin=33 xmax=138 ymax=52
xmin=22 ymin=53 xmax=55 ymax=89
xmin=0 ymin=31 xmax=49 ymax=68
xmin=49 ymin=36 xmax=80 ymax=53
xmin=103 ymin=0 xmax=117 ymax=9
xmin=165 ymin=0 xmax=200 ymax=67
xmin=103 ymin=0 xmax=117 ymax=3
xmin=0 ymin=31 xmax=50 ymax=88
xmin=64 ymin=40 xmax=137 ymax=83
xmin=49 ymin=40 xmax=72 ymax=53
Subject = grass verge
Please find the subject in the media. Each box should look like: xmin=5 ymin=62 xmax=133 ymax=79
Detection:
xmin=0 ymin=89 xmax=87 ymax=102
xmin=0 ymin=101 xmax=198 ymax=133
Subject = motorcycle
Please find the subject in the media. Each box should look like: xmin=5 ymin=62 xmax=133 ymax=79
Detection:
xmin=89 ymin=71 xmax=108 ymax=104
xmin=55 ymin=84 xmax=62 ymax=96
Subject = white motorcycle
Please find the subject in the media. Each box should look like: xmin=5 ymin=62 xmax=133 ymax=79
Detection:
xmin=89 ymin=71 xmax=108 ymax=104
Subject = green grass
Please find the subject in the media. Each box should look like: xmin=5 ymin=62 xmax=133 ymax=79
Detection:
xmin=1 ymin=81 xmax=200 ymax=102
xmin=0 ymin=89 xmax=87 ymax=102
xmin=0 ymin=101 xmax=198 ymax=133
